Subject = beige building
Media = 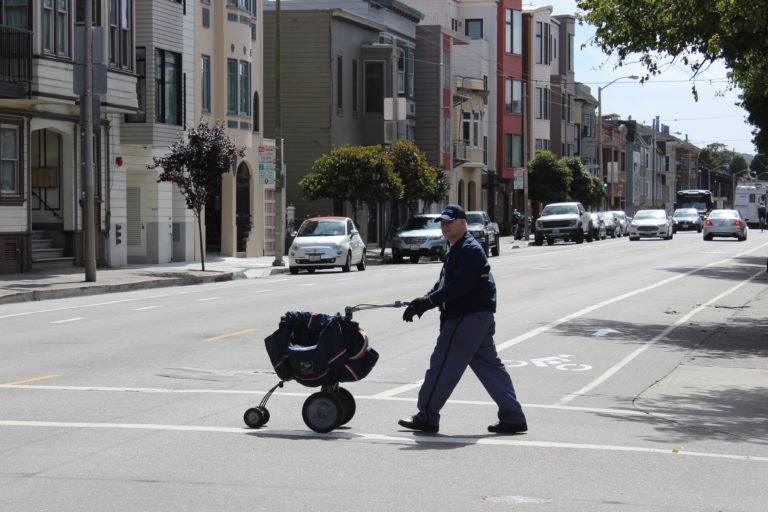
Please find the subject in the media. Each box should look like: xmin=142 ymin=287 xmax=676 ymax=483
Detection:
xmin=194 ymin=0 xmax=269 ymax=257
xmin=452 ymin=75 xmax=486 ymax=210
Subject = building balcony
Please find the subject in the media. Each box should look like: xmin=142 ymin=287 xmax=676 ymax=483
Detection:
xmin=453 ymin=139 xmax=485 ymax=168
xmin=0 ymin=25 xmax=32 ymax=98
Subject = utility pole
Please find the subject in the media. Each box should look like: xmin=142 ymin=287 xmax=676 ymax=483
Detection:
xmin=83 ymin=0 xmax=96 ymax=281
xmin=272 ymin=0 xmax=284 ymax=267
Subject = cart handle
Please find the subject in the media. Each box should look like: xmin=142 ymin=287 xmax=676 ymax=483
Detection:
xmin=343 ymin=301 xmax=408 ymax=320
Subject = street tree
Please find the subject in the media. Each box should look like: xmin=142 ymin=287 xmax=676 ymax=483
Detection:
xmin=386 ymin=139 xmax=448 ymax=216
xmin=589 ymin=175 xmax=607 ymax=209
xmin=528 ymin=151 xmax=572 ymax=210
xmin=577 ymin=0 xmax=768 ymax=153
xmin=563 ymin=157 xmax=595 ymax=207
xmin=149 ymin=120 xmax=244 ymax=271
xmin=300 ymin=144 xmax=403 ymax=223
xmin=749 ymin=154 xmax=767 ymax=176
xmin=729 ymin=154 xmax=749 ymax=176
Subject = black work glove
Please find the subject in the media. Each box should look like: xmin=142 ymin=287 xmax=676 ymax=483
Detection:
xmin=403 ymin=297 xmax=433 ymax=322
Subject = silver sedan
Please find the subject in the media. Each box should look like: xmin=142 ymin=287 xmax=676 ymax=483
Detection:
xmin=628 ymin=209 xmax=674 ymax=240
xmin=703 ymin=209 xmax=748 ymax=241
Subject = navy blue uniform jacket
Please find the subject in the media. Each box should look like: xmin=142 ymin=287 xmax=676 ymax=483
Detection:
xmin=426 ymin=231 xmax=496 ymax=319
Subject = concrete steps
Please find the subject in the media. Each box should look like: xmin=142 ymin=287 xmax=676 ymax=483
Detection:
xmin=31 ymin=230 xmax=75 ymax=270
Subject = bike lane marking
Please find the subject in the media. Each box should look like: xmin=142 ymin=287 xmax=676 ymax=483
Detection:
xmin=556 ymin=267 xmax=765 ymax=406
xmin=494 ymin=242 xmax=768 ymax=354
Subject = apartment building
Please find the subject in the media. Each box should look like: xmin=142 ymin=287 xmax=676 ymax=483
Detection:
xmin=194 ymin=0 xmax=266 ymax=257
xmin=1 ymin=0 xmax=137 ymax=274
xmin=574 ymin=81 xmax=598 ymax=175
xmin=522 ymin=5 xmax=552 ymax=163
xmin=262 ymin=0 xmax=423 ymax=245
xmin=550 ymin=13 xmax=575 ymax=158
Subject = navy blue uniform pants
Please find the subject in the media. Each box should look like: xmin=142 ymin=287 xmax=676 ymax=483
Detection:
xmin=415 ymin=311 xmax=526 ymax=426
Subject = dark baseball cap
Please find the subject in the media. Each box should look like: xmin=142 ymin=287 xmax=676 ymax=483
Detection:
xmin=435 ymin=204 xmax=466 ymax=222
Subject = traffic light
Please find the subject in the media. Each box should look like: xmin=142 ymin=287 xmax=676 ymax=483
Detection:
xmin=115 ymin=223 xmax=122 ymax=245
xmin=603 ymin=182 xmax=608 ymax=188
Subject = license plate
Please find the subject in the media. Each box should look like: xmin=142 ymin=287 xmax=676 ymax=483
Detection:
xmin=552 ymin=229 xmax=561 ymax=234
xmin=309 ymin=254 xmax=321 ymax=262
xmin=410 ymin=244 xmax=421 ymax=251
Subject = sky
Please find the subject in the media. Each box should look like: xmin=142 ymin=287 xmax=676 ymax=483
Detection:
xmin=550 ymin=1 xmax=757 ymax=156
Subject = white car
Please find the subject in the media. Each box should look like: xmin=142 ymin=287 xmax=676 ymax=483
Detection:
xmin=628 ymin=209 xmax=674 ymax=240
xmin=288 ymin=217 xmax=366 ymax=274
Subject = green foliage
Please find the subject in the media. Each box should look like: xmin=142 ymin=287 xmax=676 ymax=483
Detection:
xmin=563 ymin=157 xmax=594 ymax=206
xmin=385 ymin=139 xmax=449 ymax=214
xmin=589 ymin=175 xmax=606 ymax=208
xmin=749 ymin=154 xmax=768 ymax=175
xmin=577 ymin=0 xmax=768 ymax=152
xmin=301 ymin=144 xmax=403 ymax=207
xmin=729 ymin=154 xmax=749 ymax=176
xmin=528 ymin=151 xmax=573 ymax=206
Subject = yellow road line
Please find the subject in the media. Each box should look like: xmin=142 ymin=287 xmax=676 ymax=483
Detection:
xmin=499 ymin=273 xmax=519 ymax=279
xmin=204 ymin=328 xmax=259 ymax=342
xmin=4 ymin=374 xmax=60 ymax=386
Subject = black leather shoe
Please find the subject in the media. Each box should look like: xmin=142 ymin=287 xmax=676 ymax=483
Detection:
xmin=398 ymin=416 xmax=439 ymax=433
xmin=488 ymin=421 xmax=528 ymax=434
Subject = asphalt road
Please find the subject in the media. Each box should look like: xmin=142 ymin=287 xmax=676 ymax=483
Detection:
xmin=2 ymin=231 xmax=767 ymax=511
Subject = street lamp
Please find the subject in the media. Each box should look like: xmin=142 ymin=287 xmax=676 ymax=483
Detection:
xmin=597 ymin=75 xmax=638 ymax=208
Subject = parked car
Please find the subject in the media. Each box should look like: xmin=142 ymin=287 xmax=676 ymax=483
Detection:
xmin=703 ymin=209 xmax=748 ymax=241
xmin=611 ymin=210 xmax=630 ymax=235
xmin=590 ymin=213 xmax=606 ymax=240
xmin=672 ymin=208 xmax=703 ymax=233
xmin=466 ymin=210 xmax=501 ymax=256
xmin=598 ymin=211 xmax=621 ymax=238
xmin=628 ymin=209 xmax=674 ymax=240
xmin=389 ymin=213 xmax=448 ymax=263
xmin=534 ymin=202 xmax=593 ymax=245
xmin=288 ymin=216 xmax=366 ymax=274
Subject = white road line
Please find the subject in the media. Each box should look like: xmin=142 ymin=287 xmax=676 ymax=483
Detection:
xmin=50 ymin=317 xmax=84 ymax=324
xmin=370 ymin=380 xmax=423 ymax=398
xmin=495 ymin=243 xmax=768 ymax=352
xmin=0 ymin=419 xmax=764 ymax=462
xmin=198 ymin=297 xmax=220 ymax=302
xmin=131 ymin=306 xmax=158 ymax=311
xmin=556 ymin=267 xmax=766 ymax=406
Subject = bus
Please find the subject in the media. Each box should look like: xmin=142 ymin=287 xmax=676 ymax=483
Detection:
xmin=734 ymin=183 xmax=767 ymax=227
xmin=674 ymin=189 xmax=714 ymax=216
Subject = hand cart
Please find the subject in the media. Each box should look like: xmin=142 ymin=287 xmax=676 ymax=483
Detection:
xmin=244 ymin=301 xmax=407 ymax=433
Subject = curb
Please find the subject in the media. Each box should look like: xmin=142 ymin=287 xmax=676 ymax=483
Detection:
xmin=0 ymin=271 xmax=237 ymax=306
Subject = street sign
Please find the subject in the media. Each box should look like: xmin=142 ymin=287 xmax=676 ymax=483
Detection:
xmin=258 ymin=146 xmax=276 ymax=185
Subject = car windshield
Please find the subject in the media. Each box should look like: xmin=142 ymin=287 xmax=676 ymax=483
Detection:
xmin=542 ymin=204 xmax=578 ymax=215
xmin=297 ymin=219 xmax=346 ymax=236
xmin=599 ymin=212 xmax=614 ymax=220
xmin=708 ymin=210 xmax=739 ymax=218
xmin=673 ymin=208 xmax=699 ymax=218
xmin=634 ymin=210 xmax=666 ymax=220
xmin=401 ymin=216 xmax=437 ymax=230
xmin=465 ymin=213 xmax=484 ymax=224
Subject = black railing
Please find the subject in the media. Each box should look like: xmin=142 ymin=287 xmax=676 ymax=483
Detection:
xmin=32 ymin=191 xmax=63 ymax=221
xmin=0 ymin=25 xmax=32 ymax=88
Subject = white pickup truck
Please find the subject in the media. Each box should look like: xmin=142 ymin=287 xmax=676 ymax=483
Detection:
xmin=466 ymin=210 xmax=501 ymax=256
xmin=534 ymin=202 xmax=593 ymax=245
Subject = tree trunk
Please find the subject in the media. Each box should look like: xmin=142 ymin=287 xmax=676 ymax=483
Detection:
xmin=195 ymin=208 xmax=205 ymax=271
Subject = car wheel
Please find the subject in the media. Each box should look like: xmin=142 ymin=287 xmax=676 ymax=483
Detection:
xmin=306 ymin=267 xmax=316 ymax=273
xmin=491 ymin=237 xmax=500 ymax=256
xmin=547 ymin=237 xmax=555 ymax=246
xmin=342 ymin=252 xmax=352 ymax=272
xmin=629 ymin=236 xmax=638 ymax=241
xmin=534 ymin=235 xmax=543 ymax=246
xmin=289 ymin=266 xmax=299 ymax=275
xmin=703 ymin=234 xmax=712 ymax=241
xmin=357 ymin=251 xmax=366 ymax=271
xmin=574 ymin=229 xmax=584 ymax=244
xmin=409 ymin=254 xmax=420 ymax=264
xmin=740 ymin=233 xmax=747 ymax=241
xmin=586 ymin=225 xmax=594 ymax=242
xmin=391 ymin=249 xmax=403 ymax=263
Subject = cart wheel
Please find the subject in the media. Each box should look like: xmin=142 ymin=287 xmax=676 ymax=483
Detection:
xmin=335 ymin=387 xmax=356 ymax=425
xmin=244 ymin=407 xmax=268 ymax=428
xmin=302 ymin=391 xmax=343 ymax=433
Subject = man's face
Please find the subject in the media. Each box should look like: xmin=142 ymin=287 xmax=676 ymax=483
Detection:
xmin=440 ymin=218 xmax=467 ymax=244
